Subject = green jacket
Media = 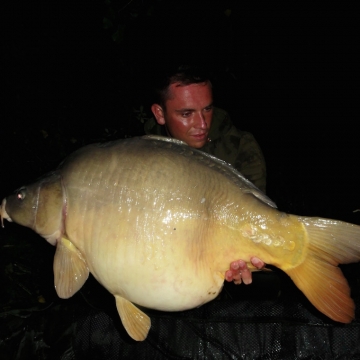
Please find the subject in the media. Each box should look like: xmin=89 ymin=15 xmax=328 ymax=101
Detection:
xmin=144 ymin=107 xmax=267 ymax=193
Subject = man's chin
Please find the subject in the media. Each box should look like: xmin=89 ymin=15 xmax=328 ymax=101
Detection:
xmin=187 ymin=140 xmax=207 ymax=149
xmin=186 ymin=134 xmax=209 ymax=148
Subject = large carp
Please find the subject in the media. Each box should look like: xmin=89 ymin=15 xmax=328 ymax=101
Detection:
xmin=1 ymin=135 xmax=360 ymax=341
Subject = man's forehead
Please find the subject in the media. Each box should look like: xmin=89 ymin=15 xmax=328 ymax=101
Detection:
xmin=171 ymin=81 xmax=210 ymax=89
xmin=168 ymin=81 xmax=212 ymax=99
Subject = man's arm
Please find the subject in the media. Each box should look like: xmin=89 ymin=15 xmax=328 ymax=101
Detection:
xmin=206 ymin=108 xmax=267 ymax=193
xmin=234 ymin=132 xmax=267 ymax=193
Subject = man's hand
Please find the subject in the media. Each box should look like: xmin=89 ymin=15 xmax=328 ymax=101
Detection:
xmin=225 ymin=257 xmax=265 ymax=285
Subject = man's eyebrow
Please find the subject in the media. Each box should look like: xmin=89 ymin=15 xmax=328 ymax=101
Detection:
xmin=174 ymin=103 xmax=213 ymax=113
xmin=175 ymin=108 xmax=195 ymax=113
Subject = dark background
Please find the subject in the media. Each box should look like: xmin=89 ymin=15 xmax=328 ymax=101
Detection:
xmin=1 ymin=2 xmax=360 ymax=358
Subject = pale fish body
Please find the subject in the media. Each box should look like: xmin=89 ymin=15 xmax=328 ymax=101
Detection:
xmin=1 ymin=135 xmax=360 ymax=341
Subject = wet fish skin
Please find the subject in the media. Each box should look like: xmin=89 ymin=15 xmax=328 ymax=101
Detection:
xmin=1 ymin=135 xmax=360 ymax=341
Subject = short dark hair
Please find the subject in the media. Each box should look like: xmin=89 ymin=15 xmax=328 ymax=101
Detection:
xmin=154 ymin=65 xmax=212 ymax=108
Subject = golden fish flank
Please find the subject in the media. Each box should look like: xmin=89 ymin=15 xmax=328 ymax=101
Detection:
xmin=1 ymin=135 xmax=360 ymax=342
xmin=242 ymin=223 xmax=290 ymax=247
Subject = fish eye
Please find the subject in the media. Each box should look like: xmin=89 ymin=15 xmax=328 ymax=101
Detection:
xmin=16 ymin=188 xmax=26 ymax=201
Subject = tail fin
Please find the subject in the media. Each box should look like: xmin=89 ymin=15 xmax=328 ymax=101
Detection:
xmin=286 ymin=217 xmax=360 ymax=323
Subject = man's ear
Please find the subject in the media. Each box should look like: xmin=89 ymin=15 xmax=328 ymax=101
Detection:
xmin=151 ymin=104 xmax=166 ymax=125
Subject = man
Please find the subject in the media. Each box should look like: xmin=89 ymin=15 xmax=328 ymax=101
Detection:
xmin=145 ymin=66 xmax=266 ymax=192
xmin=144 ymin=66 xmax=266 ymax=284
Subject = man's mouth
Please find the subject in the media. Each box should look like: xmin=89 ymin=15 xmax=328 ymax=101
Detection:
xmin=191 ymin=133 xmax=207 ymax=139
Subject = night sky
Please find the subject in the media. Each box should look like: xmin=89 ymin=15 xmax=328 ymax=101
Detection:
xmin=1 ymin=1 xmax=360 ymax=223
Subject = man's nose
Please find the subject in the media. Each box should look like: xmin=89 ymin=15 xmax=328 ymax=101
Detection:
xmin=194 ymin=112 xmax=207 ymax=129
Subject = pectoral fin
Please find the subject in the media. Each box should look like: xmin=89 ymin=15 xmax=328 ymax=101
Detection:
xmin=53 ymin=237 xmax=89 ymax=298
xmin=115 ymin=295 xmax=151 ymax=341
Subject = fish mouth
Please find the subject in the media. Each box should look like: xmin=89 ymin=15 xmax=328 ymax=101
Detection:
xmin=0 ymin=198 xmax=12 ymax=227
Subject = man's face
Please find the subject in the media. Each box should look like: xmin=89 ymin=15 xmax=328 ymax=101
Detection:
xmin=152 ymin=82 xmax=213 ymax=148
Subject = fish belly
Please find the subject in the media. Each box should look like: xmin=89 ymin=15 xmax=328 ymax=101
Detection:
xmin=76 ymin=213 xmax=224 ymax=310
xmin=64 ymin=181 xmax=227 ymax=311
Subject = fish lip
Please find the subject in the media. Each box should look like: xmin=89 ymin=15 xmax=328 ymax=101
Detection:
xmin=0 ymin=198 xmax=12 ymax=227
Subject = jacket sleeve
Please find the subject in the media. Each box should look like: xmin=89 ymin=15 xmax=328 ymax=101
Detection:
xmin=208 ymin=109 xmax=267 ymax=193
xmin=232 ymin=131 xmax=267 ymax=193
